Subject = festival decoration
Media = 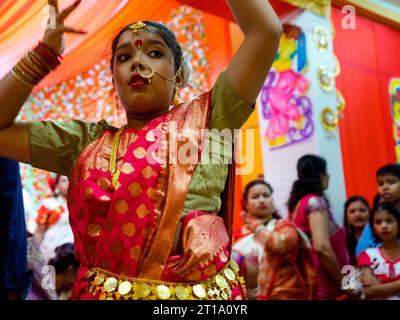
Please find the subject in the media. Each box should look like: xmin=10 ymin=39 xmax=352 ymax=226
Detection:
xmin=336 ymin=89 xmax=346 ymax=118
xmin=260 ymin=24 xmax=314 ymax=150
xmin=167 ymin=5 xmax=211 ymax=102
xmin=318 ymin=65 xmax=334 ymax=92
xmin=334 ymin=55 xmax=341 ymax=77
xmin=321 ymin=107 xmax=338 ymax=132
xmin=313 ymin=25 xmax=329 ymax=51
xmin=332 ymin=27 xmax=346 ymax=121
xmin=389 ymin=78 xmax=400 ymax=162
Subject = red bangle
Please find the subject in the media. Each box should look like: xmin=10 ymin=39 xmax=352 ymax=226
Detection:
xmin=38 ymin=41 xmax=62 ymax=59
xmin=34 ymin=41 xmax=62 ymax=71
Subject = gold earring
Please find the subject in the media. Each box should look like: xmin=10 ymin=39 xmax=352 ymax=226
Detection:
xmin=173 ymin=88 xmax=180 ymax=106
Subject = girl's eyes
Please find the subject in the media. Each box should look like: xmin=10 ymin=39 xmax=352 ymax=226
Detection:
xmin=117 ymin=50 xmax=164 ymax=62
xmin=251 ymin=194 xmax=270 ymax=199
xmin=117 ymin=54 xmax=131 ymax=62
xmin=149 ymin=50 xmax=163 ymax=58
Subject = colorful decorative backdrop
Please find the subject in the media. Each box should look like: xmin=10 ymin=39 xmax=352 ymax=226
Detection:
xmin=390 ymin=78 xmax=400 ymax=162
xmin=260 ymin=24 xmax=313 ymax=150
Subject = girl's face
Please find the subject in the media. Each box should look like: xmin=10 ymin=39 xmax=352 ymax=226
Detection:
xmin=56 ymin=176 xmax=69 ymax=197
xmin=373 ymin=210 xmax=399 ymax=242
xmin=346 ymin=201 xmax=369 ymax=229
xmin=112 ymin=28 xmax=180 ymax=117
xmin=245 ymin=184 xmax=276 ymax=218
xmin=378 ymin=174 xmax=400 ymax=204
xmin=56 ymin=266 xmax=76 ymax=291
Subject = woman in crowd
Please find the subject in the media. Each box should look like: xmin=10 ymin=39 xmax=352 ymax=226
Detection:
xmin=35 ymin=175 xmax=73 ymax=263
xmin=232 ymin=179 xmax=316 ymax=300
xmin=232 ymin=180 xmax=280 ymax=298
xmin=288 ymin=154 xmax=349 ymax=300
xmin=344 ymin=196 xmax=370 ymax=265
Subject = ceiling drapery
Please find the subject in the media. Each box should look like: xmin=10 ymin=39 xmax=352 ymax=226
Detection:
xmin=0 ymin=0 xmax=300 ymax=87
xmin=0 ymin=0 xmax=182 ymax=87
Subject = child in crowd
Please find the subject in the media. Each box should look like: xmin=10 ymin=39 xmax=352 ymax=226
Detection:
xmin=358 ymin=202 xmax=400 ymax=300
xmin=356 ymin=164 xmax=400 ymax=256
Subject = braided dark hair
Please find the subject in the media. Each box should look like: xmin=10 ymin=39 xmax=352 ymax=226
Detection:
xmin=48 ymin=243 xmax=79 ymax=273
xmin=288 ymin=154 xmax=329 ymax=213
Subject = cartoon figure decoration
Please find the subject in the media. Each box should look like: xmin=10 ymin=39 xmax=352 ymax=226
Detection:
xmin=389 ymin=78 xmax=400 ymax=162
xmin=260 ymin=24 xmax=313 ymax=150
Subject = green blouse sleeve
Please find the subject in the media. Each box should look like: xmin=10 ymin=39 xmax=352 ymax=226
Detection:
xmin=209 ymin=71 xmax=255 ymax=131
xmin=182 ymin=72 xmax=254 ymax=217
xmin=27 ymin=119 xmax=107 ymax=176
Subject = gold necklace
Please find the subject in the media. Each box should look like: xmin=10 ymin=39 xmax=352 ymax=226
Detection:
xmin=110 ymin=125 xmax=126 ymax=189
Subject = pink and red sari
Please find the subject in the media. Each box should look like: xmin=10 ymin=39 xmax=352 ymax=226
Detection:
xmin=67 ymin=91 xmax=245 ymax=300
xmin=292 ymin=194 xmax=349 ymax=300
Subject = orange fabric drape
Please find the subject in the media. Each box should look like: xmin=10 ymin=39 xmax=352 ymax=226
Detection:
xmin=178 ymin=0 xmax=296 ymax=22
xmin=333 ymin=6 xmax=399 ymax=204
xmin=0 ymin=0 xmax=130 ymax=83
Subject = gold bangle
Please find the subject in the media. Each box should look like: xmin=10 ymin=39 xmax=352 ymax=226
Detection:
xmin=25 ymin=53 xmax=49 ymax=76
xmin=14 ymin=64 xmax=40 ymax=86
xmin=13 ymin=63 xmax=40 ymax=85
xmin=11 ymin=69 xmax=34 ymax=88
xmin=29 ymin=51 xmax=51 ymax=74
xmin=12 ymin=66 xmax=37 ymax=87
xmin=31 ymin=46 xmax=60 ymax=70
xmin=17 ymin=60 xmax=43 ymax=83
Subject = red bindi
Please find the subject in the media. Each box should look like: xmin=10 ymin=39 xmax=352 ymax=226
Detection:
xmin=135 ymin=39 xmax=143 ymax=49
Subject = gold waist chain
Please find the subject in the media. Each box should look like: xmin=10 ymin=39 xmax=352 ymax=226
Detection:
xmin=84 ymin=259 xmax=245 ymax=300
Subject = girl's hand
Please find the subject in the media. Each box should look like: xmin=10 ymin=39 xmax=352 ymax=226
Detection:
xmin=247 ymin=215 xmax=263 ymax=233
xmin=42 ymin=0 xmax=86 ymax=55
xmin=360 ymin=269 xmax=380 ymax=287
xmin=243 ymin=250 xmax=260 ymax=289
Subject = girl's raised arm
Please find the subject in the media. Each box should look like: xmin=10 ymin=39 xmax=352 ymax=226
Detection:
xmin=0 ymin=0 xmax=85 ymax=163
xmin=226 ymin=0 xmax=282 ymax=105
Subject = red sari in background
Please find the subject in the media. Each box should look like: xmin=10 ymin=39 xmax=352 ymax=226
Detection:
xmin=254 ymin=219 xmax=316 ymax=300
xmin=292 ymin=194 xmax=349 ymax=300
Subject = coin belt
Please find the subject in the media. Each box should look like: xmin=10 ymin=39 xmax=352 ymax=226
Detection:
xmin=84 ymin=259 xmax=245 ymax=300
